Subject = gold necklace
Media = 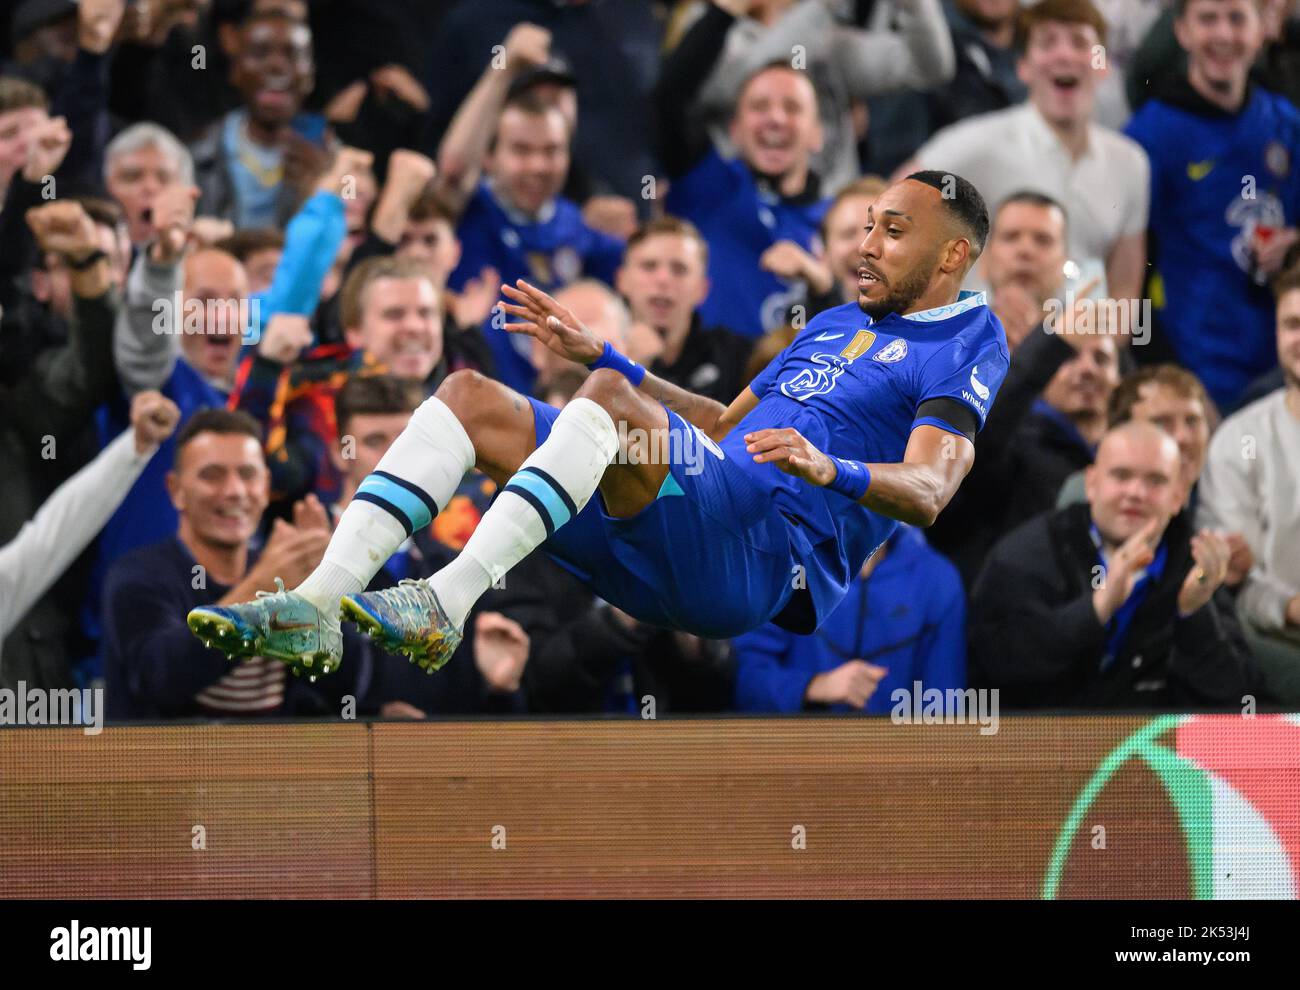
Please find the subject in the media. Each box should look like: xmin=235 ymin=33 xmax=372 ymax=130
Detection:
xmin=236 ymin=119 xmax=284 ymax=188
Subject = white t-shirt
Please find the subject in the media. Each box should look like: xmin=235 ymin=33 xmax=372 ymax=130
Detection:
xmin=915 ymin=102 xmax=1151 ymax=284
xmin=1197 ymin=388 xmax=1300 ymax=634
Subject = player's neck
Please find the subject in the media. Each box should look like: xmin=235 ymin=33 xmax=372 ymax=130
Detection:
xmin=1187 ymin=64 xmax=1248 ymax=113
xmin=901 ymin=282 xmax=963 ymax=316
xmin=178 ymin=524 xmax=249 ymax=587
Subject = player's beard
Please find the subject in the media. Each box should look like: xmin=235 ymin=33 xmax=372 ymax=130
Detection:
xmin=860 ymin=249 xmax=941 ymax=321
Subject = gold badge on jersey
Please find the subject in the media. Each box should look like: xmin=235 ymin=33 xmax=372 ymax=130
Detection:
xmin=839 ymin=329 xmax=876 ymax=360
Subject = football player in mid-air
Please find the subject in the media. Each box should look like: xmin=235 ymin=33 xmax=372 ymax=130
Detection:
xmin=187 ymin=172 xmax=1009 ymax=677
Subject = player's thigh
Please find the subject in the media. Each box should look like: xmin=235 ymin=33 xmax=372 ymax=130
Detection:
xmin=434 ymin=369 xmax=538 ymax=486
xmin=574 ymin=368 xmax=672 ymax=519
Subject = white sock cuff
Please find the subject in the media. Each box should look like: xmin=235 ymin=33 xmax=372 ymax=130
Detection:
xmin=410 ymin=395 xmax=475 ymax=473
xmin=546 ymin=397 xmax=619 ymax=462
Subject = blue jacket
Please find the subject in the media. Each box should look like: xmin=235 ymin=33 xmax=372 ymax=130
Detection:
xmin=732 ymin=527 xmax=966 ymax=713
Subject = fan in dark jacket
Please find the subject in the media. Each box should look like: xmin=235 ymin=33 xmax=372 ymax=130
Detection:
xmin=969 ymin=421 xmax=1256 ymax=710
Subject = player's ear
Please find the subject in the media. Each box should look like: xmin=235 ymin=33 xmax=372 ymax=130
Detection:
xmin=940 ymin=236 xmax=971 ymax=276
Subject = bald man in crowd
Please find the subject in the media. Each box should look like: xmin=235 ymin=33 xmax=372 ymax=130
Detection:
xmin=968 ymin=421 xmax=1255 ymax=709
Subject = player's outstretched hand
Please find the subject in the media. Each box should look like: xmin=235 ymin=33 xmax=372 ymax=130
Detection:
xmin=499 ymin=279 xmax=604 ymax=365
xmin=744 ymin=427 xmax=836 ymax=486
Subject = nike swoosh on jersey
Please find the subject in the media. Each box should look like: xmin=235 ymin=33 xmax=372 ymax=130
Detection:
xmin=812 ymin=332 xmax=845 ymax=341
xmin=1187 ymin=160 xmax=1215 ymax=181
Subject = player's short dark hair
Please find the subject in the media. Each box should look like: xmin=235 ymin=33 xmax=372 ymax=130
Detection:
xmin=215 ymin=227 xmax=286 ymax=264
xmin=174 ymin=409 xmax=264 ymax=465
xmin=905 ymin=170 xmax=990 ymax=257
xmin=335 ymin=374 xmax=422 ymax=439
xmin=994 ymin=190 xmax=1069 ymax=234
xmin=1108 ymin=365 xmax=1212 ymax=427
xmin=1016 ymin=0 xmax=1107 ymax=51
xmin=625 ymin=215 xmax=710 ymax=269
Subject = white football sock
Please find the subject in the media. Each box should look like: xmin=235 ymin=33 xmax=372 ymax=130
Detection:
xmin=429 ymin=397 xmax=619 ymax=629
xmin=295 ymin=396 xmax=475 ymax=610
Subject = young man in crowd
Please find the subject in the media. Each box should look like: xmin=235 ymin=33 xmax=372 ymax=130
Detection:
xmin=902 ymin=0 xmax=1149 ymax=303
xmin=103 ymin=409 xmax=353 ymax=719
xmin=616 ymin=216 xmax=754 ymax=405
xmin=1125 ymin=0 xmax=1300 ymax=409
xmin=434 ymin=23 xmax=625 ymax=394
xmin=656 ymin=8 xmax=829 ymax=339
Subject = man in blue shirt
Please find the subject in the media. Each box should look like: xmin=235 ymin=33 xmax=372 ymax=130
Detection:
xmin=188 ymin=173 xmax=1009 ymax=681
xmin=436 ymin=26 xmax=625 ymax=394
xmin=655 ymin=2 xmax=829 ymax=339
xmin=1125 ymin=0 xmax=1300 ymax=409
xmin=733 ymin=525 xmax=966 ymax=713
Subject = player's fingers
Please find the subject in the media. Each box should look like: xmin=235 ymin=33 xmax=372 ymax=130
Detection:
xmin=744 ymin=433 xmax=790 ymax=453
xmin=502 ymin=320 xmax=543 ymax=338
xmin=513 ymin=278 xmax=561 ymax=311
xmin=498 ymin=282 xmax=538 ymax=308
xmin=496 ymin=300 xmax=538 ymax=320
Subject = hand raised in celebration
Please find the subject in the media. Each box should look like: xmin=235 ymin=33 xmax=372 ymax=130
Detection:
xmin=498 ymin=279 xmax=605 ymax=365
xmin=744 ymin=427 xmax=837 ymax=486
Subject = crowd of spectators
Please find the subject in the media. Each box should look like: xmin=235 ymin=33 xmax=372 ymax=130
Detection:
xmin=1 ymin=0 xmax=1297 ymax=721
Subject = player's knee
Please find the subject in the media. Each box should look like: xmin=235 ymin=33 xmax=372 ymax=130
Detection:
xmin=575 ymin=367 xmax=635 ymax=414
xmin=436 ymin=369 xmax=504 ymax=428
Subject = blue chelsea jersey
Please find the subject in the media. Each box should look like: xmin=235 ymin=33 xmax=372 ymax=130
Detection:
xmin=722 ymin=293 xmax=1009 ymax=624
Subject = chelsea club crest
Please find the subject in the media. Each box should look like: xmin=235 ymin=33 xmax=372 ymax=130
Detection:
xmin=872 ymin=338 xmax=908 ymax=363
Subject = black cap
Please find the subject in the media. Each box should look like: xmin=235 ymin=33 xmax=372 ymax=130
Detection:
xmin=506 ymin=53 xmax=578 ymax=101
xmin=12 ymin=0 xmax=78 ymax=45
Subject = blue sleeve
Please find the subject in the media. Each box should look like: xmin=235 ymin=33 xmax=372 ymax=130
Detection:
xmin=915 ymin=325 xmax=1010 ymax=431
xmin=747 ymin=346 xmax=787 ymax=399
xmin=251 ymin=191 xmax=348 ymax=338
xmin=917 ymin=553 xmax=967 ymax=692
xmin=732 ymin=624 xmax=812 ymax=713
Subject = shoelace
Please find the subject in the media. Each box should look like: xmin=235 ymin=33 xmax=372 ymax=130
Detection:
xmin=254 ymin=576 xmax=291 ymax=602
xmin=371 ymin=579 xmax=441 ymax=626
